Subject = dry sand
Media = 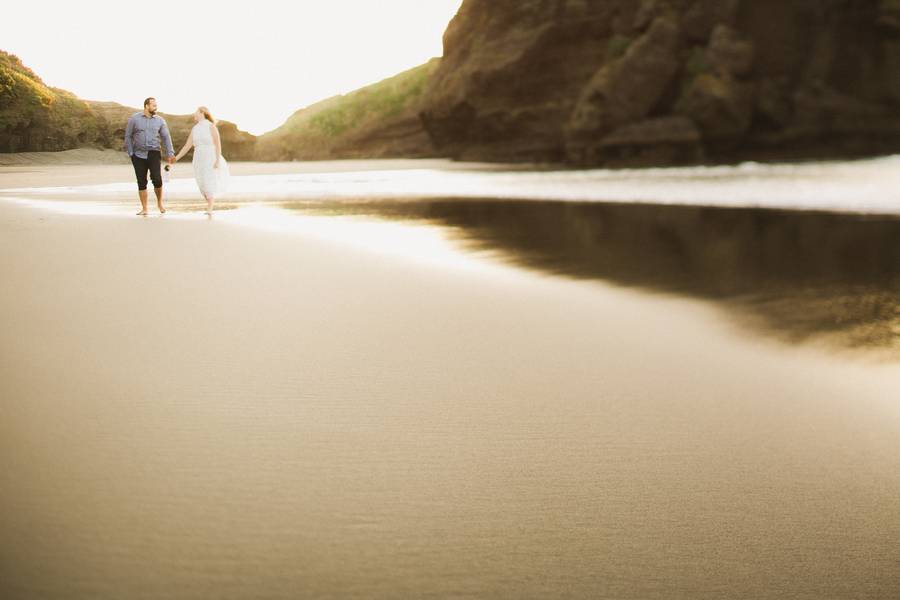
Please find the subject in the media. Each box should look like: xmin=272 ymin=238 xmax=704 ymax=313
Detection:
xmin=1 ymin=165 xmax=899 ymax=599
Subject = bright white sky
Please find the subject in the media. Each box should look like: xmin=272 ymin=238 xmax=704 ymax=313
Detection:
xmin=1 ymin=0 xmax=463 ymax=134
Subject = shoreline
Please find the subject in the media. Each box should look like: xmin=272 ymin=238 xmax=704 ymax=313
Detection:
xmin=3 ymin=161 xmax=899 ymax=362
xmin=4 ymin=146 xmax=898 ymax=171
xmin=0 ymin=157 xmax=528 ymax=191
xmin=3 ymin=155 xmax=899 ymax=217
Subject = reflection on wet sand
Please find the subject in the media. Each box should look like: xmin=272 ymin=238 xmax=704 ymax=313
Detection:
xmin=284 ymin=198 xmax=900 ymax=355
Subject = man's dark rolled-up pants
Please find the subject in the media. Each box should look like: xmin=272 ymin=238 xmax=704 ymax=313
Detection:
xmin=131 ymin=150 xmax=162 ymax=191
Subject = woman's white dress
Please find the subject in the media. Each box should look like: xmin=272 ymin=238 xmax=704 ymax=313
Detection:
xmin=192 ymin=120 xmax=229 ymax=198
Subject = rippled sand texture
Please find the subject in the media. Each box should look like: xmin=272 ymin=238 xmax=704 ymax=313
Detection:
xmin=2 ymin=162 xmax=900 ymax=599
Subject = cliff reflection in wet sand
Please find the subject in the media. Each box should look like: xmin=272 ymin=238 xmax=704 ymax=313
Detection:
xmin=285 ymin=198 xmax=900 ymax=355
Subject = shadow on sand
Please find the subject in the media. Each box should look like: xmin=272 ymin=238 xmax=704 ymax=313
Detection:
xmin=285 ymin=198 xmax=900 ymax=356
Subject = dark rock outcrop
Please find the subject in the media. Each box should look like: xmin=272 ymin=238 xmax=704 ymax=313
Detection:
xmin=566 ymin=15 xmax=685 ymax=163
xmin=420 ymin=0 xmax=900 ymax=166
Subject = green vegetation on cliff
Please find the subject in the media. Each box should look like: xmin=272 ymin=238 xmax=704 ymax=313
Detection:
xmin=0 ymin=51 xmax=110 ymax=152
xmin=1 ymin=49 xmax=439 ymax=161
xmin=256 ymin=58 xmax=440 ymax=160
xmin=0 ymin=50 xmax=256 ymax=158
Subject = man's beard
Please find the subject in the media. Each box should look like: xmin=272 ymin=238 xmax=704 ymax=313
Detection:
xmin=149 ymin=109 xmax=157 ymax=115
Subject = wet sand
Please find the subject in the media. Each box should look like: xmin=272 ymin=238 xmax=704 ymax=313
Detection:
xmin=0 ymin=157 xmax=514 ymax=190
xmin=1 ymin=165 xmax=899 ymax=599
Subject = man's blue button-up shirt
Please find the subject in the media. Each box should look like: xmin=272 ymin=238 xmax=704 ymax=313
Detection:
xmin=124 ymin=112 xmax=175 ymax=159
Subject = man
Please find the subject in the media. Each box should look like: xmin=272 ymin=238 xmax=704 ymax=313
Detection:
xmin=125 ymin=97 xmax=175 ymax=215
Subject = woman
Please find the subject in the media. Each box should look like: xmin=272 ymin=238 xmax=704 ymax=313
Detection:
xmin=173 ymin=106 xmax=229 ymax=214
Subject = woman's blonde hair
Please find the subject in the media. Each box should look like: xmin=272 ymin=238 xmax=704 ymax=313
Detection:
xmin=198 ymin=106 xmax=216 ymax=124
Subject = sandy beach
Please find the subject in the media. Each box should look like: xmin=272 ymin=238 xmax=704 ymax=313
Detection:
xmin=1 ymin=163 xmax=899 ymax=599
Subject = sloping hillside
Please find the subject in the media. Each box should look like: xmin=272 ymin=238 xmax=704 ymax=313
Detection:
xmin=0 ymin=51 xmax=110 ymax=152
xmin=256 ymin=59 xmax=440 ymax=160
xmin=0 ymin=50 xmax=256 ymax=159
xmin=1 ymin=50 xmax=440 ymax=162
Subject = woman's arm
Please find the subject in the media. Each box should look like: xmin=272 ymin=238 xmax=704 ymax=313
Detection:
xmin=212 ymin=125 xmax=222 ymax=168
xmin=173 ymin=131 xmax=193 ymax=162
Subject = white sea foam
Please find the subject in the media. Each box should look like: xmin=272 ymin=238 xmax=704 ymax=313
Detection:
xmin=4 ymin=155 xmax=899 ymax=214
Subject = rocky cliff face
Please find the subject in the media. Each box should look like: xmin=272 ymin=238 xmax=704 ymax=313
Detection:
xmin=420 ymin=0 xmax=900 ymax=166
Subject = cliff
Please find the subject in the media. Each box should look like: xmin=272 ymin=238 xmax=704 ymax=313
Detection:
xmin=420 ymin=0 xmax=900 ymax=166
xmin=0 ymin=51 xmax=109 ymax=152
xmin=1 ymin=49 xmax=437 ymax=162
xmin=256 ymin=59 xmax=440 ymax=161
xmin=0 ymin=50 xmax=256 ymax=159
xmin=10 ymin=0 xmax=899 ymax=170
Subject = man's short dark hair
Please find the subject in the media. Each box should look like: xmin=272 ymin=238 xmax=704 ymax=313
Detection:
xmin=143 ymin=97 xmax=155 ymax=107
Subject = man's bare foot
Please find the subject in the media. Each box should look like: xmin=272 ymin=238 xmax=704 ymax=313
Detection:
xmin=136 ymin=210 xmax=149 ymax=216
xmin=158 ymin=207 xmax=167 ymax=214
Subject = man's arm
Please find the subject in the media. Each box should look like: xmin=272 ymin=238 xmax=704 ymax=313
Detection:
xmin=159 ymin=119 xmax=175 ymax=159
xmin=124 ymin=116 xmax=134 ymax=156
